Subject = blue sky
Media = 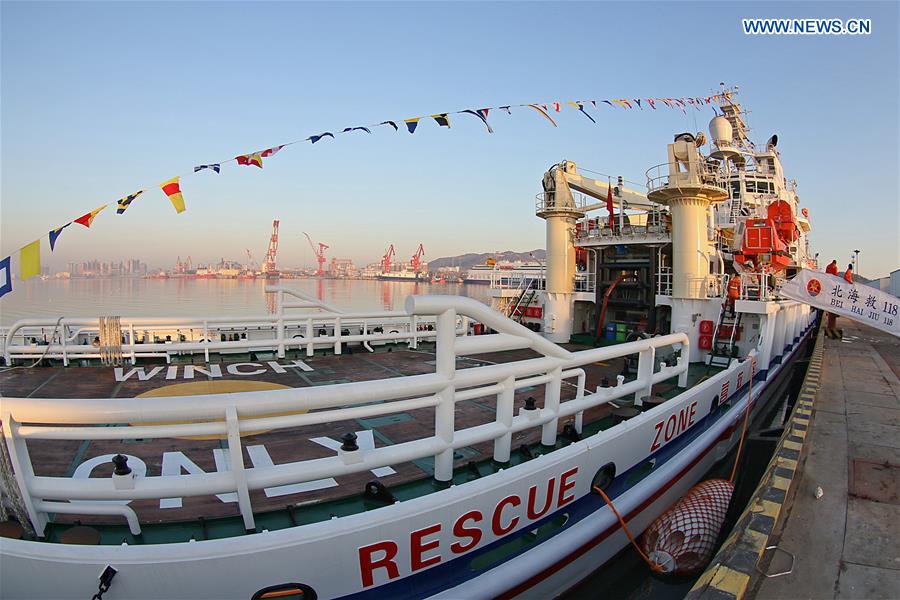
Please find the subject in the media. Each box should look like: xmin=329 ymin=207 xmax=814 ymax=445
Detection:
xmin=2 ymin=1 xmax=898 ymax=277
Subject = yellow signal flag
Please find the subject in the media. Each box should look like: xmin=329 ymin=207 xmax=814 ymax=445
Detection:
xmin=19 ymin=240 xmax=41 ymax=281
xmin=160 ymin=177 xmax=186 ymax=214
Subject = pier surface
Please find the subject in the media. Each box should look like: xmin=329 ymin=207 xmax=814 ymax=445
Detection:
xmin=688 ymin=317 xmax=900 ymax=600
xmin=751 ymin=318 xmax=900 ymax=599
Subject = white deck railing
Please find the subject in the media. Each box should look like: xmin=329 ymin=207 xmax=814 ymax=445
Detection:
xmin=1 ymin=295 xmax=689 ymax=537
xmin=1 ymin=286 xmax=465 ymax=366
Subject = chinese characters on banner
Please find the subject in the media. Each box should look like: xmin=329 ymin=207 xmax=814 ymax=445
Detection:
xmin=781 ymin=269 xmax=900 ymax=338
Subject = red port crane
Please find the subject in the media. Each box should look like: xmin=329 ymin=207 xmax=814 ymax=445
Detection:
xmin=303 ymin=232 xmax=329 ymax=276
xmin=382 ymin=244 xmax=395 ymax=273
xmin=411 ymin=244 xmax=426 ymax=273
xmin=263 ymin=220 xmax=280 ymax=276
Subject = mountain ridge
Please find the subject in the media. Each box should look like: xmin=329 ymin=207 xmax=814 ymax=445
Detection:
xmin=429 ymin=249 xmax=546 ymax=271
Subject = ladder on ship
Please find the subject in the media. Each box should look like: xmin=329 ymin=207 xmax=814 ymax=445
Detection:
xmin=708 ymin=285 xmax=744 ymax=369
xmin=507 ymin=278 xmax=537 ymax=323
xmin=729 ymin=194 xmax=743 ymax=224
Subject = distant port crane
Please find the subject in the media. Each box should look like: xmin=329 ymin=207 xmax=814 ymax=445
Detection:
xmin=303 ymin=232 xmax=329 ymax=277
xmin=410 ymin=243 xmax=426 ymax=273
xmin=175 ymin=256 xmax=192 ymax=274
xmin=381 ymin=244 xmax=395 ymax=273
xmin=245 ymin=249 xmax=259 ymax=271
xmin=262 ymin=220 xmax=280 ymax=276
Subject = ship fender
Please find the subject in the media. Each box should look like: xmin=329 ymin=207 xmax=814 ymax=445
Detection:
xmin=639 ymin=478 xmax=734 ymax=574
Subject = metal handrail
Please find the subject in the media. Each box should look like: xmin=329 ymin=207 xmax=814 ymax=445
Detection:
xmin=535 ymin=191 xmax=587 ymax=213
xmin=576 ymin=210 xmax=670 ymax=241
xmin=1 ymin=294 xmax=690 ymax=537
xmin=2 ymin=285 xmax=459 ymax=365
xmin=645 ymin=162 xmax=727 ymax=194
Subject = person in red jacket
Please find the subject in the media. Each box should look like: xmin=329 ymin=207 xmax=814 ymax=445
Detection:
xmin=824 ymin=260 xmax=840 ymax=335
xmin=844 ymin=264 xmax=853 ymax=284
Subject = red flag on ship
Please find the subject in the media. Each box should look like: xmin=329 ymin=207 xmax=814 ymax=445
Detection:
xmin=606 ymin=179 xmax=615 ymax=222
xmin=236 ymin=152 xmax=263 ymax=168
xmin=74 ymin=204 xmax=108 ymax=228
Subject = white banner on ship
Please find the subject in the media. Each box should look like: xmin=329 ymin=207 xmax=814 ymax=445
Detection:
xmin=781 ymin=269 xmax=900 ymax=338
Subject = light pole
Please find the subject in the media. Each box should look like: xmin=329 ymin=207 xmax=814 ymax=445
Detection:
xmin=853 ymin=249 xmax=860 ymax=275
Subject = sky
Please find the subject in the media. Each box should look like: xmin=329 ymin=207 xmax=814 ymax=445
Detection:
xmin=1 ymin=1 xmax=898 ymax=278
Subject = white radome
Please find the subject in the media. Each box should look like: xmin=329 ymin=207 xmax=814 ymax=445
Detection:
xmin=708 ymin=116 xmax=733 ymax=149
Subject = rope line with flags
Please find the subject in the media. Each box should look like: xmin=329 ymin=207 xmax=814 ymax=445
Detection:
xmin=0 ymin=90 xmax=733 ymax=297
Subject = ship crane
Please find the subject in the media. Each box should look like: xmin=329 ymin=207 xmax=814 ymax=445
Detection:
xmin=537 ymin=160 xmax=659 ymax=344
xmin=410 ymin=244 xmax=426 ymax=273
xmin=382 ymin=244 xmax=395 ymax=274
xmin=303 ymin=232 xmax=329 ymax=277
xmin=544 ymin=160 xmax=654 ymax=212
xmin=262 ymin=219 xmax=280 ymax=277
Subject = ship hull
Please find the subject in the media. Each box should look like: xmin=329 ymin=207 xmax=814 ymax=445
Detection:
xmin=377 ymin=274 xmax=425 ymax=281
xmin=0 ymin=315 xmax=816 ymax=600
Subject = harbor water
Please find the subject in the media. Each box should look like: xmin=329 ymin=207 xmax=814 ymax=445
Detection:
xmin=0 ymin=278 xmax=492 ymax=326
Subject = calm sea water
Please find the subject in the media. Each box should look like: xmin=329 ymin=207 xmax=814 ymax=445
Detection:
xmin=0 ymin=278 xmax=492 ymax=326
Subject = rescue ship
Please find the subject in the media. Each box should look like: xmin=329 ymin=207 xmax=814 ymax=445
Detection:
xmin=0 ymin=89 xmax=818 ymax=599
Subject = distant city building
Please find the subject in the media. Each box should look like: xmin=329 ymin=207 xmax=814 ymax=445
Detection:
xmin=52 ymin=258 xmax=148 ymax=278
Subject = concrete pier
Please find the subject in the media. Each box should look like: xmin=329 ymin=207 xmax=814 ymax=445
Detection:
xmin=687 ymin=317 xmax=900 ymax=600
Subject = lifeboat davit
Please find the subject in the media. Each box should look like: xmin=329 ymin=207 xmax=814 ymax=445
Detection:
xmin=640 ymin=479 xmax=734 ymax=574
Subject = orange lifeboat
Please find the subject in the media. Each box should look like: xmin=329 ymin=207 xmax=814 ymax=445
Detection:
xmin=767 ymin=199 xmax=798 ymax=243
xmin=736 ymin=218 xmax=792 ymax=271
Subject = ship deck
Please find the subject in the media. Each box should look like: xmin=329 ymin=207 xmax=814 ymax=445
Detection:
xmin=0 ymin=342 xmax=716 ymax=544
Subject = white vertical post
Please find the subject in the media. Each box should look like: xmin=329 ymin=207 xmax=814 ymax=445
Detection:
xmin=677 ymin=340 xmax=690 ymax=388
xmin=306 ymin=317 xmax=314 ymax=357
xmin=633 ymin=347 xmax=656 ymax=405
xmin=1 ymin=412 xmax=46 ymax=536
xmin=494 ymin=376 xmax=515 ymax=463
xmin=60 ymin=324 xmax=68 ymax=367
xmin=758 ymin=313 xmax=777 ymax=372
xmin=574 ymin=370 xmax=585 ymax=433
xmin=773 ymin=307 xmax=788 ymax=360
xmin=334 ymin=316 xmax=342 ymax=355
xmin=203 ymin=321 xmax=210 ymax=363
xmin=434 ymin=308 xmax=456 ymax=482
xmin=225 ymin=406 xmax=255 ymax=531
xmin=276 ymin=290 xmax=285 ymax=358
xmin=410 ymin=315 xmax=418 ymax=349
xmin=129 ymin=322 xmax=137 ymax=364
xmin=541 ymin=367 xmax=563 ymax=446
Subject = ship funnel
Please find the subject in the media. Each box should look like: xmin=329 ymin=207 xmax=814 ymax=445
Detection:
xmin=708 ymin=116 xmax=733 ymax=149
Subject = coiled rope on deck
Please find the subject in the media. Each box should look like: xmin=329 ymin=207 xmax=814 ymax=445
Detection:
xmin=98 ymin=316 xmax=123 ymax=366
